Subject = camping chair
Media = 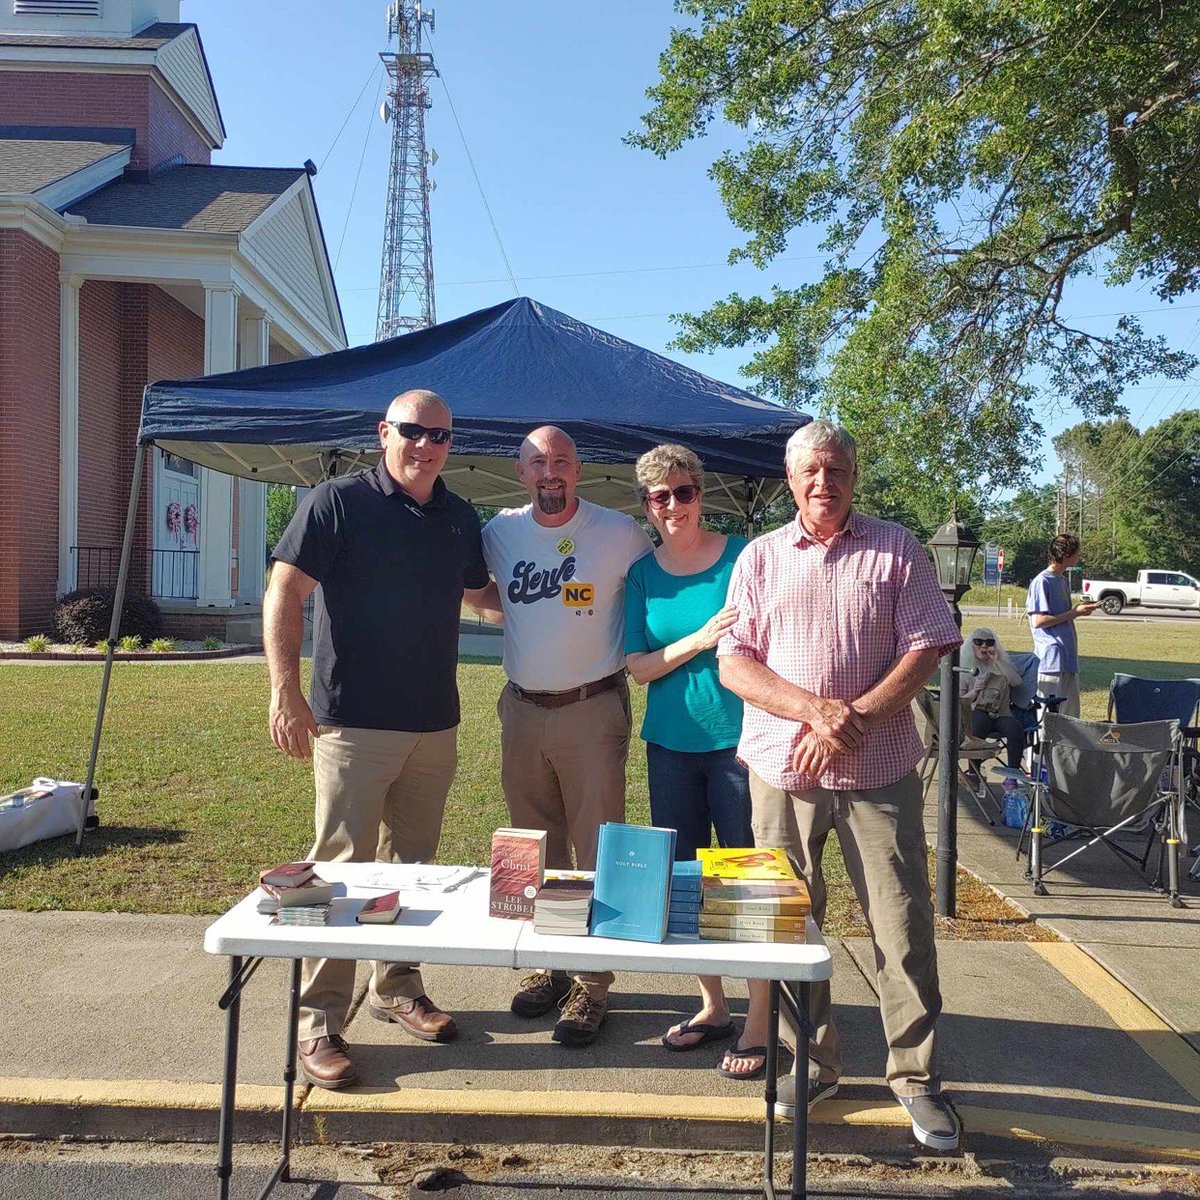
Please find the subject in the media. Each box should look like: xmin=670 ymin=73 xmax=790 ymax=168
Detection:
xmin=1027 ymin=712 xmax=1184 ymax=907
xmin=913 ymin=687 xmax=1004 ymax=825
xmin=1107 ymin=674 xmax=1200 ymax=893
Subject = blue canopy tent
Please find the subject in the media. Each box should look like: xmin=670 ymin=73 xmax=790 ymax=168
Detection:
xmin=138 ymin=296 xmax=808 ymax=517
xmin=76 ymin=297 xmax=809 ymax=849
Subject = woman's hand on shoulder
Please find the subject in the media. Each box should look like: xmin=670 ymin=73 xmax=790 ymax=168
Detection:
xmin=692 ymin=604 xmax=738 ymax=651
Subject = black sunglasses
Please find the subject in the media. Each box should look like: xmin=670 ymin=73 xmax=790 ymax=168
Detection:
xmin=388 ymin=420 xmax=452 ymax=446
xmin=972 ymin=637 xmax=996 ymax=647
xmin=645 ymin=484 xmax=701 ymax=509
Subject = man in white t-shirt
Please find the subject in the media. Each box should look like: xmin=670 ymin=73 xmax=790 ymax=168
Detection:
xmin=482 ymin=425 xmax=652 ymax=1047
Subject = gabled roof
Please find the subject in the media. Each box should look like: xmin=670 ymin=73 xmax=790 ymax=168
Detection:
xmin=68 ymin=164 xmax=306 ymax=234
xmin=0 ymin=22 xmax=225 ymax=147
xmin=0 ymin=21 xmax=190 ymax=50
xmin=0 ymin=125 xmax=133 ymax=194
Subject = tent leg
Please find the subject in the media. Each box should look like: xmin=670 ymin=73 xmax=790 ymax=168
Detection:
xmin=76 ymin=440 xmax=148 ymax=855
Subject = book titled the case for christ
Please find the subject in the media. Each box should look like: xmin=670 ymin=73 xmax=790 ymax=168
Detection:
xmin=489 ymin=827 xmax=548 ymax=919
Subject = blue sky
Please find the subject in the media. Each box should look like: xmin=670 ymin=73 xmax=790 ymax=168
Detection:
xmin=189 ymin=0 xmax=1198 ymax=490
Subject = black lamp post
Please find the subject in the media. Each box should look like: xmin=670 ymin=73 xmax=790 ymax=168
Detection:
xmin=928 ymin=513 xmax=980 ymax=918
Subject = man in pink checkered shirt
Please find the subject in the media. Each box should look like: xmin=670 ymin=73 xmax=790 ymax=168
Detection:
xmin=718 ymin=419 xmax=962 ymax=1151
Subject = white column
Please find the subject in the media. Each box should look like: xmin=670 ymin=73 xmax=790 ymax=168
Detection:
xmin=197 ymin=284 xmax=238 ymax=606
xmin=57 ymin=273 xmax=82 ymax=595
xmin=236 ymin=313 xmax=271 ymax=603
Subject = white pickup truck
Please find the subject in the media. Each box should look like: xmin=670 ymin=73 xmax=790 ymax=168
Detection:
xmin=1082 ymin=570 xmax=1200 ymax=615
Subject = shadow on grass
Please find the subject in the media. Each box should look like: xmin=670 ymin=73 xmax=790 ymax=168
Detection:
xmin=0 ymin=823 xmax=185 ymax=868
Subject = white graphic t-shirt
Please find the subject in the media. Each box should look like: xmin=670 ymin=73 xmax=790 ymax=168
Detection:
xmin=482 ymin=498 xmax=653 ymax=692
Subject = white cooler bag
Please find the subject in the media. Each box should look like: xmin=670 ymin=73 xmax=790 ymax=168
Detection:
xmin=0 ymin=778 xmax=94 ymax=853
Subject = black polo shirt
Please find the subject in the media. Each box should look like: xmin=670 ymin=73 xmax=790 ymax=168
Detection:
xmin=272 ymin=461 xmax=488 ymax=732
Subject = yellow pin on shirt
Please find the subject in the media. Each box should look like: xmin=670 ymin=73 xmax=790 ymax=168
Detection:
xmin=556 ymin=538 xmax=574 ymax=555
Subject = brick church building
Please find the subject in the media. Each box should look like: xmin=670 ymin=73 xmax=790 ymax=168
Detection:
xmin=0 ymin=0 xmax=345 ymax=639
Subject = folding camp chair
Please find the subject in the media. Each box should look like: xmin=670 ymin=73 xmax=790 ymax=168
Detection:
xmin=1107 ymin=674 xmax=1200 ymax=893
xmin=913 ymin=687 xmax=1004 ymax=825
xmin=1027 ymin=712 xmax=1184 ymax=907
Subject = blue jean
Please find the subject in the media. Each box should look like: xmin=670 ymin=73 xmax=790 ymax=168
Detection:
xmin=645 ymin=741 xmax=753 ymax=861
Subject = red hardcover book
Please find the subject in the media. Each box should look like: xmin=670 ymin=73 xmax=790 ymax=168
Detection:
xmin=489 ymin=828 xmax=548 ymax=920
xmin=259 ymin=861 xmax=316 ymax=888
xmin=356 ymin=891 xmax=402 ymax=924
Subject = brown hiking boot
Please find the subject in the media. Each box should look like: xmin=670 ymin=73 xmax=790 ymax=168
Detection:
xmin=298 ymin=1035 xmax=357 ymax=1089
xmin=511 ymin=971 xmax=572 ymax=1018
xmin=551 ymin=982 xmax=607 ymax=1047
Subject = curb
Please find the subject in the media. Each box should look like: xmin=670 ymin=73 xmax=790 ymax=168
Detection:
xmin=0 ymin=646 xmax=259 ymax=662
xmin=2 ymin=1080 xmax=1198 ymax=1165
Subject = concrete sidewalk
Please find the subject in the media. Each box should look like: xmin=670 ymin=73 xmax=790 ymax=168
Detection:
xmin=2 ymin=908 xmax=1198 ymax=1166
xmin=930 ymin=782 xmax=1200 ymax=1054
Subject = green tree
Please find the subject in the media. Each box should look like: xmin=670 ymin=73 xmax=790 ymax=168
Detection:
xmin=266 ymin=484 xmax=297 ymax=555
xmin=631 ymin=0 xmax=1199 ymax=508
xmin=1118 ymin=409 xmax=1200 ymax=576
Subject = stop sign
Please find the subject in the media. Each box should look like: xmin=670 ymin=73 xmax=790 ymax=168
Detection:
xmin=997 ymin=548 xmax=1006 ymax=572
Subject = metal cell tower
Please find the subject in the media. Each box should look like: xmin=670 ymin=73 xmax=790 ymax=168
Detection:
xmin=376 ymin=0 xmax=437 ymax=340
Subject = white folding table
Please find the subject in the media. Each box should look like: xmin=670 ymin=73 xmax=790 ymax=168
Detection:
xmin=203 ymin=863 xmax=833 ymax=1200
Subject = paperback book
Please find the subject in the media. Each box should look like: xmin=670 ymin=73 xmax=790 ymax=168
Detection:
xmin=669 ymin=860 xmax=703 ymax=893
xmin=272 ymin=904 xmax=331 ymax=927
xmin=699 ymin=925 xmax=807 ymax=944
xmin=590 ymin=822 xmax=675 ymax=942
xmin=700 ymin=877 xmax=811 ymax=917
xmin=699 ymin=912 xmax=806 ymax=935
xmin=697 ymin=847 xmax=797 ymax=881
xmin=489 ymin=827 xmax=548 ymax=920
xmin=533 ymin=877 xmax=594 ymax=936
xmin=257 ymin=877 xmax=335 ymax=914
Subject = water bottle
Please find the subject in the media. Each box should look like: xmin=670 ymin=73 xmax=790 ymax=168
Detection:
xmin=1001 ymin=779 xmax=1029 ymax=829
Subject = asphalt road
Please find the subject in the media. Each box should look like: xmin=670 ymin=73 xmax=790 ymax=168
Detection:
xmin=961 ymin=606 xmax=1198 ymax=625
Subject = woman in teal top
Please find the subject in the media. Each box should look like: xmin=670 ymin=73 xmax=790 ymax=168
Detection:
xmin=624 ymin=443 xmax=770 ymax=1081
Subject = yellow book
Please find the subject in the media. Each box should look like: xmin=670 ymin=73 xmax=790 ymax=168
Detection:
xmin=699 ymin=925 xmax=808 ymax=945
xmin=700 ymin=877 xmax=811 ymax=916
xmin=698 ymin=913 xmax=807 ymax=934
xmin=697 ymin=847 xmax=797 ymax=881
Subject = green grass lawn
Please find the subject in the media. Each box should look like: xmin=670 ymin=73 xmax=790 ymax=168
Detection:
xmin=0 ymin=615 xmax=1194 ymax=922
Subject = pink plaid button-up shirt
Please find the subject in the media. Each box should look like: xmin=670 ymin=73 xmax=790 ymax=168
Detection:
xmin=718 ymin=510 xmax=961 ymax=793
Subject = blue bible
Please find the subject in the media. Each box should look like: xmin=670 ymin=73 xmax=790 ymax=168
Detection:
xmin=590 ymin=822 xmax=676 ymax=942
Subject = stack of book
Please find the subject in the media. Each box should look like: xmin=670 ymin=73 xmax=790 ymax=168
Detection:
xmin=665 ymin=860 xmax=702 ymax=938
xmin=256 ymin=862 xmax=335 ymax=927
xmin=697 ymin=847 xmax=811 ymax=944
xmin=590 ymin=822 xmax=676 ymax=942
xmin=489 ymin=827 xmax=548 ymax=920
xmin=533 ymin=874 xmax=594 ymax=936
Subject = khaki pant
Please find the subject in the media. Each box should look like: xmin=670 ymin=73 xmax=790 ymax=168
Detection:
xmin=1036 ymin=672 xmax=1081 ymax=718
xmin=749 ymin=768 xmax=942 ymax=1098
xmin=299 ymin=724 xmax=457 ymax=1040
xmin=499 ymin=681 xmax=631 ymax=991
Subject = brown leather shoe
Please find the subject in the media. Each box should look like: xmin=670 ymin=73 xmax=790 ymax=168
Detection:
xmin=551 ymin=982 xmax=607 ymax=1048
xmin=298 ymin=1035 xmax=357 ymax=1089
xmin=369 ymin=993 xmax=459 ymax=1043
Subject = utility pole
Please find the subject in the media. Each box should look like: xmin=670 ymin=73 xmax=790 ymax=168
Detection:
xmin=376 ymin=0 xmax=437 ymax=340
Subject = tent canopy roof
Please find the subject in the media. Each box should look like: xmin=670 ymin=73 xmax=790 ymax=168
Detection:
xmin=140 ymin=296 xmax=808 ymax=516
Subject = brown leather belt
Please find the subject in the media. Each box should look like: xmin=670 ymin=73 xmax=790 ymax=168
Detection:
xmin=508 ymin=670 xmax=626 ymax=710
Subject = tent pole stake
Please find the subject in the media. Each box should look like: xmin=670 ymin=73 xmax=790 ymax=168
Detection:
xmin=76 ymin=439 xmax=149 ymax=855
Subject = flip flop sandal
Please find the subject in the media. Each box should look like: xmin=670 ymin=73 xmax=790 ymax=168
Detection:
xmin=661 ymin=1015 xmax=736 ymax=1051
xmin=716 ymin=1044 xmax=768 ymax=1080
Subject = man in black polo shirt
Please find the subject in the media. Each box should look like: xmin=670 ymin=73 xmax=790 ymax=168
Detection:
xmin=265 ymin=388 xmax=499 ymax=1089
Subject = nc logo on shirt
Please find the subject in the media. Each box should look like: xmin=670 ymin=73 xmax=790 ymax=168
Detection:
xmin=556 ymin=537 xmax=574 ymax=555
xmin=562 ymin=581 xmax=595 ymax=613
